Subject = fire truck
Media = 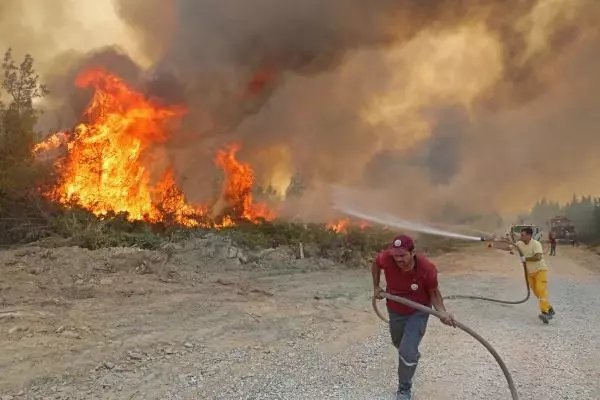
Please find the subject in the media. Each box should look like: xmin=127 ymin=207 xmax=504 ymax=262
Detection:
xmin=549 ymin=216 xmax=576 ymax=243
xmin=509 ymin=224 xmax=543 ymax=241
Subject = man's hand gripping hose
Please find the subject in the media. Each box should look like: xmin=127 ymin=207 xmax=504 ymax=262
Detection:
xmin=372 ymin=293 xmax=519 ymax=400
xmin=372 ymin=237 xmax=525 ymax=400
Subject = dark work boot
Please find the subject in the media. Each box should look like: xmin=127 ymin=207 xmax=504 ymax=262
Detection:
xmin=396 ymin=388 xmax=412 ymax=400
xmin=539 ymin=312 xmax=551 ymax=324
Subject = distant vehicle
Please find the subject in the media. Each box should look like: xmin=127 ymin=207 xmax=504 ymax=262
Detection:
xmin=549 ymin=216 xmax=576 ymax=244
xmin=509 ymin=224 xmax=543 ymax=241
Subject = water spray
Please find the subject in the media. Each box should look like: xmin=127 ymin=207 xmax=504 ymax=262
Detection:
xmin=333 ymin=199 xmax=530 ymax=303
xmin=330 ymin=185 xmax=488 ymax=242
xmin=333 ymin=203 xmax=486 ymax=241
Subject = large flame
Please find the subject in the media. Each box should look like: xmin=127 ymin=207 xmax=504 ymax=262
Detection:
xmin=38 ymin=68 xmax=274 ymax=227
xmin=33 ymin=131 xmax=68 ymax=154
xmin=215 ymin=143 xmax=276 ymax=223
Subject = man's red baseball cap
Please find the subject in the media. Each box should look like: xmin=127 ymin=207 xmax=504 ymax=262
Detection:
xmin=389 ymin=234 xmax=415 ymax=255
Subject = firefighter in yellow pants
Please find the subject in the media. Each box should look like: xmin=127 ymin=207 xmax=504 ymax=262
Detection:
xmin=516 ymin=227 xmax=555 ymax=324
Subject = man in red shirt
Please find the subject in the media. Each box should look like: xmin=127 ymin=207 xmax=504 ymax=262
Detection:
xmin=549 ymin=232 xmax=557 ymax=256
xmin=372 ymin=234 xmax=455 ymax=400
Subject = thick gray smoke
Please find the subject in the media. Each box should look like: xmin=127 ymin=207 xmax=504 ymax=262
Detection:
xmin=112 ymin=0 xmax=600 ymax=220
xmin=4 ymin=0 xmax=600 ymax=227
xmin=112 ymin=0 xmax=560 ymax=136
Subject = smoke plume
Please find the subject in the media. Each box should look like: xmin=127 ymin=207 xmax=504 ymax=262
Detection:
xmin=3 ymin=0 xmax=600 ymax=227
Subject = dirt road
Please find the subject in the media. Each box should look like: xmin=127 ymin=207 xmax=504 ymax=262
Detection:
xmin=1 ymin=239 xmax=599 ymax=399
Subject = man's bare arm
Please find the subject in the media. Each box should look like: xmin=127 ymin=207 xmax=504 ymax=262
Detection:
xmin=430 ymin=288 xmax=456 ymax=327
xmin=371 ymin=260 xmax=381 ymax=289
xmin=429 ymin=289 xmax=447 ymax=313
xmin=371 ymin=260 xmax=383 ymax=299
xmin=526 ymin=253 xmax=542 ymax=262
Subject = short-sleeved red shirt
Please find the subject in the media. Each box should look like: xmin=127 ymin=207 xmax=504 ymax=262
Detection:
xmin=376 ymin=250 xmax=439 ymax=315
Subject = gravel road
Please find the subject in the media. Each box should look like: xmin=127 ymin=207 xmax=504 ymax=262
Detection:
xmin=2 ymin=246 xmax=599 ymax=400
xmin=197 ymin=247 xmax=600 ymax=400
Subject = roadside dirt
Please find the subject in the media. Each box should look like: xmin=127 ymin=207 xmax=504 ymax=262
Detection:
xmin=0 ymin=238 xmax=598 ymax=399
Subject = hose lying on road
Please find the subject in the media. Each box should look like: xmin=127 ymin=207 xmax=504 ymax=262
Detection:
xmin=373 ymin=293 xmax=519 ymax=400
xmin=372 ymin=238 xmax=525 ymax=400
xmin=443 ymin=239 xmax=530 ymax=305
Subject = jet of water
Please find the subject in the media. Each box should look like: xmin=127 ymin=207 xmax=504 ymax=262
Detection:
xmin=329 ymin=186 xmax=485 ymax=241
xmin=336 ymin=205 xmax=483 ymax=241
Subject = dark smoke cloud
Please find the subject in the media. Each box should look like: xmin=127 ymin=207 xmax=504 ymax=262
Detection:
xmin=112 ymin=0 xmax=559 ymax=140
xmin=114 ymin=0 xmax=600 ymax=223
xmin=40 ymin=47 xmax=144 ymax=129
xmin=418 ymin=106 xmax=470 ymax=185
xmin=6 ymin=0 xmax=600 ymax=227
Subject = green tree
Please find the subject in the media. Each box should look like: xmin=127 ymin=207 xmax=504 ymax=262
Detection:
xmin=529 ymin=197 xmax=561 ymax=227
xmin=564 ymin=195 xmax=594 ymax=234
xmin=592 ymin=200 xmax=600 ymax=240
xmin=0 ymin=48 xmax=49 ymax=194
xmin=524 ymin=194 xmax=600 ymax=243
xmin=285 ymin=174 xmax=306 ymax=198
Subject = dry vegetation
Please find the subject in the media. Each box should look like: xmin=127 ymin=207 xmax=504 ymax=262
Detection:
xmin=0 ymin=48 xmax=597 ymax=270
xmin=0 ymin=48 xmax=467 ymax=266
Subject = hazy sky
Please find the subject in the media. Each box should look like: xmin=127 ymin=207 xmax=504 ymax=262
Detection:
xmin=0 ymin=0 xmax=145 ymax=68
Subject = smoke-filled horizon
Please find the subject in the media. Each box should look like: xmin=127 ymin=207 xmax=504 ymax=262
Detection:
xmin=2 ymin=0 xmax=600 ymax=227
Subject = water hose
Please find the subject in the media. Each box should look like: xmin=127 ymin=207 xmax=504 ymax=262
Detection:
xmin=371 ymin=238 xmax=525 ymax=400
xmin=372 ymin=293 xmax=519 ymax=400
xmin=444 ymin=238 xmax=530 ymax=304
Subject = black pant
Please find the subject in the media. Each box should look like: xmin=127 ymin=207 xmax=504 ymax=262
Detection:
xmin=388 ymin=307 xmax=430 ymax=392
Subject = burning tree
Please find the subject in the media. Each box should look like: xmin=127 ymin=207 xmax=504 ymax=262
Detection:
xmin=38 ymin=68 xmax=198 ymax=225
xmin=215 ymin=144 xmax=275 ymax=224
xmin=34 ymin=68 xmax=275 ymax=228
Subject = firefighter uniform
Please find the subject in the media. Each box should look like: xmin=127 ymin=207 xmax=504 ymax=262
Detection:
xmin=516 ymin=239 xmax=553 ymax=314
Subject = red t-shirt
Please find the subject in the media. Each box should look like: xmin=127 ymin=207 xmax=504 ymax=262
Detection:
xmin=376 ymin=250 xmax=439 ymax=315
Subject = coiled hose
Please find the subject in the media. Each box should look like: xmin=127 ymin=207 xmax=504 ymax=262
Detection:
xmin=372 ymin=239 xmax=525 ymax=400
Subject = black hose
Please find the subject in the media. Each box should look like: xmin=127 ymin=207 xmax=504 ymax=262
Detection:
xmin=443 ymin=260 xmax=530 ymax=304
xmin=444 ymin=238 xmax=530 ymax=304
xmin=374 ymin=293 xmax=519 ymax=400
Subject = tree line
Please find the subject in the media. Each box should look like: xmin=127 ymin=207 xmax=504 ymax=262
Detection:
xmin=524 ymin=196 xmax=600 ymax=243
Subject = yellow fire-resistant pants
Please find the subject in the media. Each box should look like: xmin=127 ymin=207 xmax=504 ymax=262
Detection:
xmin=527 ymin=270 xmax=552 ymax=313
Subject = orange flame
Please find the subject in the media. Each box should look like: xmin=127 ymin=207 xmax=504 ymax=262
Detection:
xmin=327 ymin=219 xmax=371 ymax=233
xmin=37 ymin=68 xmax=274 ymax=227
xmin=42 ymin=68 xmax=199 ymax=225
xmin=244 ymin=63 xmax=277 ymax=98
xmin=33 ymin=131 xmax=69 ymax=154
xmin=152 ymin=168 xmax=208 ymax=226
xmin=215 ymin=143 xmax=276 ymax=223
xmin=328 ymin=218 xmax=350 ymax=233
